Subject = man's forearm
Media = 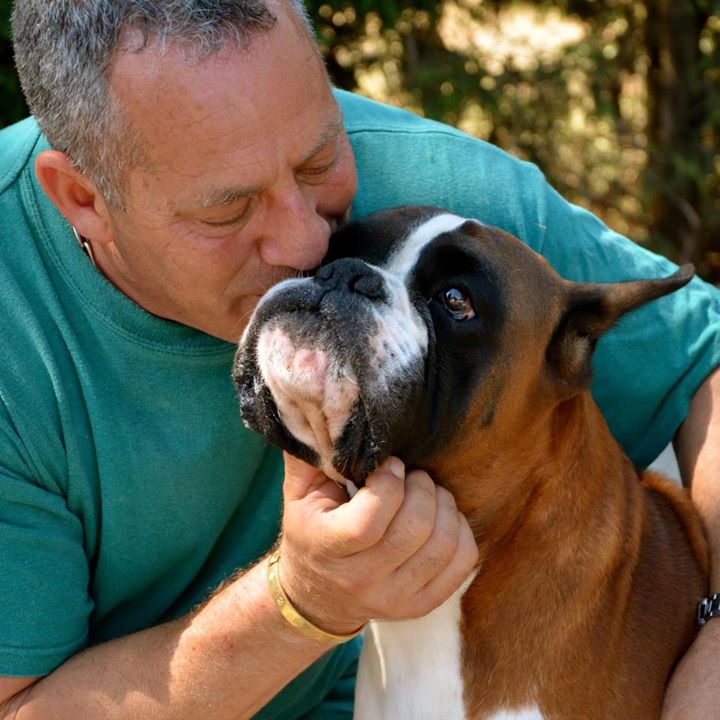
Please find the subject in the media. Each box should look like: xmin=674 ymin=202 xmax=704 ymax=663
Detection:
xmin=660 ymin=367 xmax=720 ymax=719
xmin=2 ymin=558 xmax=332 ymax=720
xmin=674 ymin=366 xmax=720 ymax=585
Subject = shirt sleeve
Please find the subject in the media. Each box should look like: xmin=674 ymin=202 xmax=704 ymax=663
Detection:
xmin=0 ymin=400 xmax=92 ymax=677
xmin=535 ymin=182 xmax=720 ymax=467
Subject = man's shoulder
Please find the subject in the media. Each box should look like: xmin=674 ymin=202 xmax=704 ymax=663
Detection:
xmin=0 ymin=117 xmax=58 ymax=315
xmin=335 ymin=88 xmax=436 ymax=134
xmin=334 ymin=89 xmax=529 ymax=166
xmin=334 ymin=90 xmax=547 ymax=240
xmin=0 ymin=117 xmax=42 ymax=194
xmin=0 ymin=118 xmax=75 ymax=429
xmin=336 ymin=89 xmax=479 ymax=148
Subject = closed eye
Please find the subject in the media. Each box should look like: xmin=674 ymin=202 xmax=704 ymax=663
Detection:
xmin=297 ymin=152 xmax=340 ymax=183
xmin=202 ymin=213 xmax=247 ymax=228
xmin=199 ymin=197 xmax=255 ymax=229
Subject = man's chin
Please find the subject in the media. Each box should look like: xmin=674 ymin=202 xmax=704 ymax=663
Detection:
xmin=213 ymin=295 xmax=264 ymax=343
xmin=176 ymin=299 xmax=262 ymax=343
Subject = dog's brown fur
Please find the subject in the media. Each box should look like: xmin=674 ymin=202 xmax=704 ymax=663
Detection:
xmin=239 ymin=210 xmax=709 ymax=718
xmin=420 ymin=224 xmax=708 ymax=719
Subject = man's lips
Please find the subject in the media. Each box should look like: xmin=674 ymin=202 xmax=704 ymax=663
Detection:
xmin=239 ymin=267 xmax=309 ymax=299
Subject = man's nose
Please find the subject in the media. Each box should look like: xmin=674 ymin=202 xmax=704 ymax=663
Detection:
xmin=259 ymin=183 xmax=330 ymax=270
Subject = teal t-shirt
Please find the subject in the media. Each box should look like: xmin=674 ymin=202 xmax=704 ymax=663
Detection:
xmin=0 ymin=89 xmax=719 ymax=718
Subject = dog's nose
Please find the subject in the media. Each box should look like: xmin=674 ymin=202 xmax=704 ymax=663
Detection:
xmin=315 ymin=259 xmax=387 ymax=301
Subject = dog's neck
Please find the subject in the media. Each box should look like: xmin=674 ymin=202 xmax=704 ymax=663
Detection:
xmin=427 ymin=391 xmax=646 ymax=714
xmin=433 ymin=391 xmax=637 ymax=544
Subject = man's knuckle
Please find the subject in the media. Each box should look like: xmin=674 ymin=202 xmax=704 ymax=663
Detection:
xmin=377 ymin=587 xmax=409 ymax=617
xmin=405 ymin=594 xmax=437 ymax=620
xmin=403 ymin=508 xmax=436 ymax=543
xmin=406 ymin=481 xmax=437 ymax=520
xmin=425 ymin=538 xmax=458 ymax=573
xmin=436 ymin=484 xmax=457 ymax=509
xmin=351 ymin=516 xmax=386 ymax=548
xmin=440 ymin=522 xmax=462 ymax=554
xmin=407 ymin=469 xmax=435 ymax=495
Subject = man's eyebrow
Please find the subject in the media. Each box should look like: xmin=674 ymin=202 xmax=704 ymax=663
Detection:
xmin=195 ymin=114 xmax=345 ymax=210
xmin=298 ymin=114 xmax=344 ymax=167
xmin=197 ymin=185 xmax=259 ymax=209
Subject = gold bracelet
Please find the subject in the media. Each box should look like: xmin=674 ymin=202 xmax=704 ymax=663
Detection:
xmin=266 ymin=550 xmax=366 ymax=643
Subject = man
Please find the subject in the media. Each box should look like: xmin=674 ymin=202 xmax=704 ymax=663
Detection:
xmin=0 ymin=1 xmax=717 ymax=718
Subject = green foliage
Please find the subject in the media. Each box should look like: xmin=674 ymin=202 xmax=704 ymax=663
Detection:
xmin=309 ymin=0 xmax=720 ymax=282
xmin=0 ymin=1 xmax=718 ymax=281
xmin=0 ymin=0 xmax=27 ymax=126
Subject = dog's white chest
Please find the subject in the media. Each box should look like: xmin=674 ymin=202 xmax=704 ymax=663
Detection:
xmin=354 ymin=582 xmax=468 ymax=720
xmin=487 ymin=710 xmax=546 ymax=720
xmin=354 ymin=576 xmax=547 ymax=720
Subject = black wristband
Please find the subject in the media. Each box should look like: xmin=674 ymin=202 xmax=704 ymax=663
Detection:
xmin=697 ymin=594 xmax=720 ymax=626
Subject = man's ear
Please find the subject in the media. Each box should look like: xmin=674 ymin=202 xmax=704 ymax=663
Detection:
xmin=546 ymin=265 xmax=694 ymax=394
xmin=34 ymin=150 xmax=114 ymax=245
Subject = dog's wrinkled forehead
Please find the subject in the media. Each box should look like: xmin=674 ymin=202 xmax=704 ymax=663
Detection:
xmin=324 ymin=205 xmax=474 ymax=275
xmin=386 ymin=212 xmax=469 ymax=277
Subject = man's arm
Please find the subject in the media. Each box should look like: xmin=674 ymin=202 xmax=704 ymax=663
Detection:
xmin=0 ymin=560 xmax=331 ymax=720
xmin=662 ymin=367 xmax=720 ymax=719
xmin=675 ymin=367 xmax=720 ymax=581
xmin=0 ymin=457 xmax=478 ymax=720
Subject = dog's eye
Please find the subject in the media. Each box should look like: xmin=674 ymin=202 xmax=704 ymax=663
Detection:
xmin=440 ymin=287 xmax=476 ymax=321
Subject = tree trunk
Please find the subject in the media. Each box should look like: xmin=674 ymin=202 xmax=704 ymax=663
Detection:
xmin=644 ymin=0 xmax=710 ymax=265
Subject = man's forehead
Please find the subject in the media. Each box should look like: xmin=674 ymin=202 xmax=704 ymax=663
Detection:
xmin=109 ymin=7 xmax=333 ymax=158
xmin=109 ymin=15 xmax=341 ymax=209
xmin=192 ymin=112 xmax=346 ymax=209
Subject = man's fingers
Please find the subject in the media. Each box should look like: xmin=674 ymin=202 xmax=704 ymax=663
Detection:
xmin=320 ymin=458 xmax=407 ymax=554
xmin=369 ymin=485 xmax=478 ymax=619
xmin=408 ymin=512 xmax=479 ymax=617
xmin=374 ymin=469 xmax=439 ymax=568
xmin=283 ymin=453 xmax=328 ymax=498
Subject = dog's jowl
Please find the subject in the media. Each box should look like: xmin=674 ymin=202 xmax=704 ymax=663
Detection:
xmin=233 ymin=206 xmax=708 ymax=720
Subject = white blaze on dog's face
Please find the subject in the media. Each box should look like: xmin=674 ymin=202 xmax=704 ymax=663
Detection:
xmin=233 ymin=205 xmax=693 ymax=487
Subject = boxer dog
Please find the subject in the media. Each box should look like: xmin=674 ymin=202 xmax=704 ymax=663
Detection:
xmin=233 ymin=206 xmax=708 ymax=720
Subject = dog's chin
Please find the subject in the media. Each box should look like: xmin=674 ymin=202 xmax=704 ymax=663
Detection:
xmin=240 ymin=373 xmax=390 ymax=488
xmin=235 ymin=337 xmax=393 ymax=489
xmin=330 ymin=397 xmax=388 ymax=487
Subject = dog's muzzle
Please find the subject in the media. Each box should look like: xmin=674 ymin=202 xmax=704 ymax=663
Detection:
xmin=233 ymin=257 xmax=429 ymax=485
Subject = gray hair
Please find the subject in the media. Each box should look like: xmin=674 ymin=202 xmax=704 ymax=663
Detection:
xmin=12 ymin=1 xmax=315 ymax=209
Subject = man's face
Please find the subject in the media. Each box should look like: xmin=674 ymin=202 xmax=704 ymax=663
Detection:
xmin=100 ymin=7 xmax=357 ymax=342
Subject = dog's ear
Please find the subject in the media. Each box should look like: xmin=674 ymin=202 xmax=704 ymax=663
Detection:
xmin=546 ymin=264 xmax=694 ymax=394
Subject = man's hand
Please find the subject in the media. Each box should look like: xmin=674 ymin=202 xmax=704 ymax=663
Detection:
xmin=661 ymin=620 xmax=720 ymax=719
xmin=279 ymin=453 xmax=480 ymax=635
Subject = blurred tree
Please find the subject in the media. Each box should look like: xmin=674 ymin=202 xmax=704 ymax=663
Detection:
xmin=0 ymin=1 xmax=718 ymax=280
xmin=0 ymin=0 xmax=27 ymax=126
xmin=307 ymin=0 xmax=720 ymax=282
xmin=644 ymin=0 xmax=718 ymax=270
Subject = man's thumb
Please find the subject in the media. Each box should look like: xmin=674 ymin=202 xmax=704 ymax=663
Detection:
xmin=282 ymin=453 xmax=349 ymax=508
xmin=283 ymin=452 xmax=328 ymax=498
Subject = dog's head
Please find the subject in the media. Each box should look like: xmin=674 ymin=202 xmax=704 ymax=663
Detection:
xmin=233 ymin=206 xmax=692 ymax=488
